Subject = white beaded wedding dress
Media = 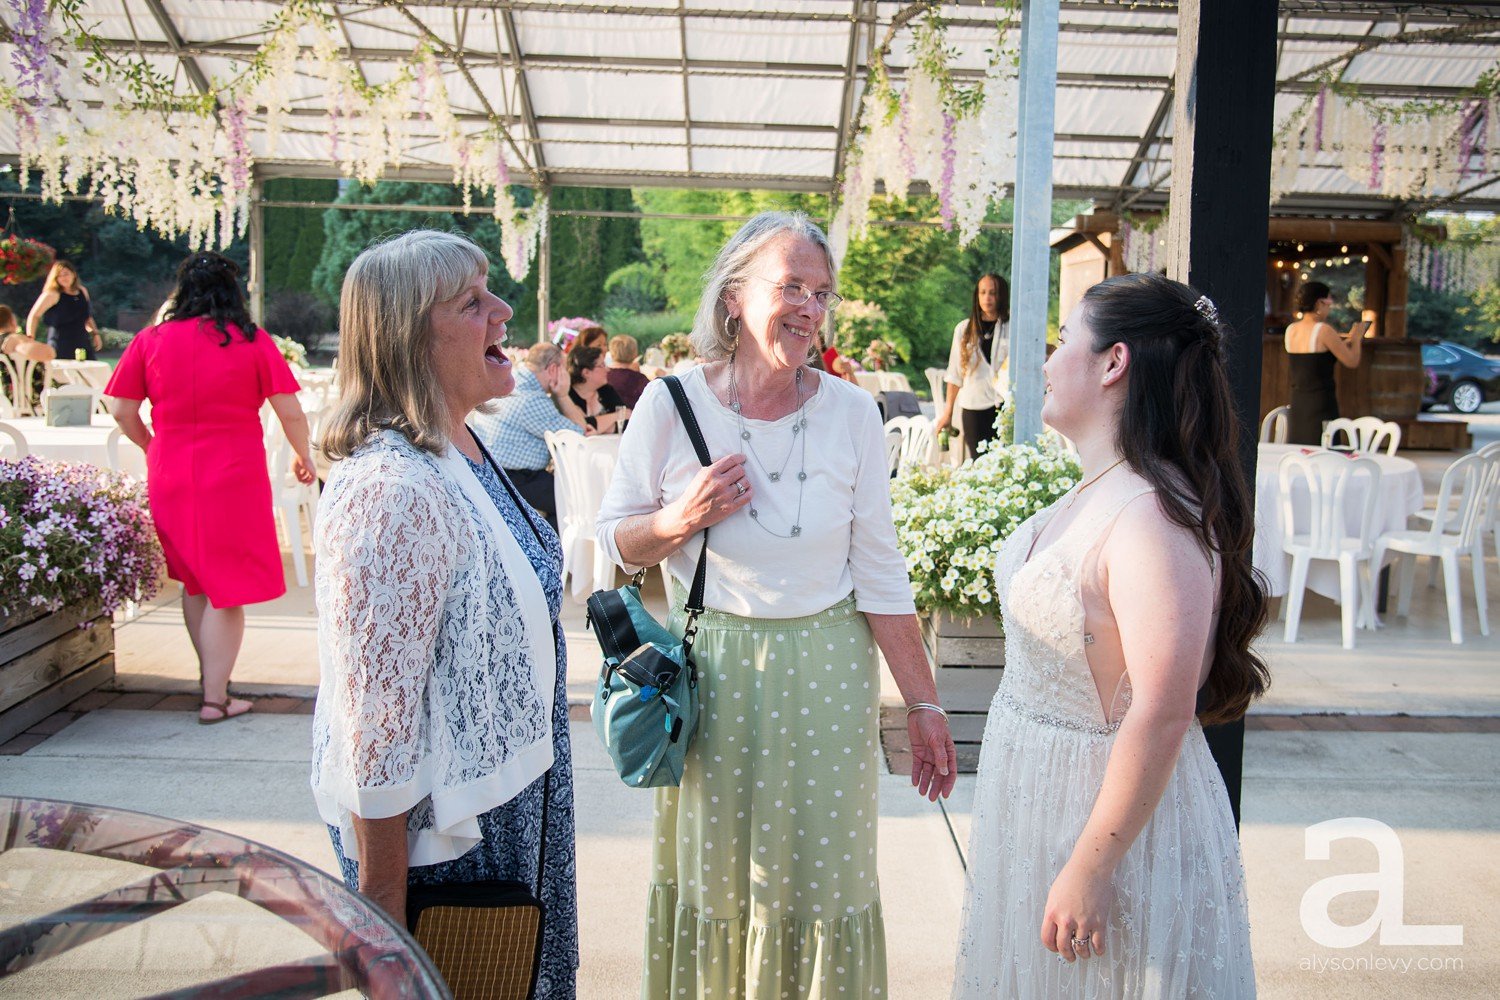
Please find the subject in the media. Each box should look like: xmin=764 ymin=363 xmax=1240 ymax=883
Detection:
xmin=952 ymin=487 xmax=1256 ymax=999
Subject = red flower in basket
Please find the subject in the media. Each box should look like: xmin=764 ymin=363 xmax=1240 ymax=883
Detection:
xmin=0 ymin=234 xmax=56 ymax=285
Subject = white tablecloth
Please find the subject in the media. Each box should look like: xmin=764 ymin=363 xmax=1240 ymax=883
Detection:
xmin=47 ymin=359 xmax=113 ymax=390
xmin=7 ymin=414 xmax=147 ymax=478
xmin=1253 ymin=443 xmax=1425 ymax=600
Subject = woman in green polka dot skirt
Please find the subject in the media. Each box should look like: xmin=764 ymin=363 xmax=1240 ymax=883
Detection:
xmin=598 ymin=212 xmax=958 ymax=999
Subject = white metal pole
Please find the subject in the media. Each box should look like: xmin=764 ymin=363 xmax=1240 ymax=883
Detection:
xmin=247 ymin=175 xmax=265 ymax=326
xmin=1008 ymin=0 xmax=1059 ymax=445
xmin=537 ymin=214 xmax=551 ymax=343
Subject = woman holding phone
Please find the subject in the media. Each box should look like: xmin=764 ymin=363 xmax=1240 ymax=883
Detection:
xmin=1283 ymin=281 xmax=1365 ymax=445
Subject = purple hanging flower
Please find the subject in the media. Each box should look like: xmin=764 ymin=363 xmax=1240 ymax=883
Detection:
xmin=6 ymin=0 xmax=61 ymax=111
xmin=1313 ymin=87 xmax=1326 ymax=153
xmin=938 ymin=112 xmax=957 ymax=230
xmin=1369 ymin=122 xmax=1386 ymax=189
xmin=497 ymin=141 xmax=510 ymax=186
xmin=1457 ymin=99 xmax=1482 ymax=182
xmin=222 ymin=98 xmax=251 ymax=194
xmin=897 ymin=94 xmax=916 ymax=180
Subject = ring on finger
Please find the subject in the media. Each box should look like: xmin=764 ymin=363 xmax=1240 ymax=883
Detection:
xmin=734 ymin=481 xmax=746 ymax=497
xmin=1070 ymin=936 xmax=1090 ymax=952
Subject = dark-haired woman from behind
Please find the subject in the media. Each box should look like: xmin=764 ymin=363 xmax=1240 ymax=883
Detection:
xmin=104 ymin=252 xmax=316 ymax=725
xmin=1284 ymin=280 xmax=1363 ymax=445
xmin=952 ymin=273 xmax=1267 ymax=998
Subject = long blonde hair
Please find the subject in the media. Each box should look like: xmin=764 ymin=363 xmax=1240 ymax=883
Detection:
xmin=319 ymin=230 xmax=488 ymax=461
xmin=43 ymin=260 xmax=84 ymax=296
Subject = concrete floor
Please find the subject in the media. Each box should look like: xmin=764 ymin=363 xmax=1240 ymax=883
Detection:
xmin=3 ymin=411 xmax=1497 ymax=997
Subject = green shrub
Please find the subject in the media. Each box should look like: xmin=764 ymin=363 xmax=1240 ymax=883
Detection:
xmin=603 ymin=262 xmax=668 ymax=313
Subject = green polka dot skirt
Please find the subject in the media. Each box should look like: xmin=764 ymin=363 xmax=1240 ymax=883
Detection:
xmin=644 ymin=594 xmax=887 ymax=999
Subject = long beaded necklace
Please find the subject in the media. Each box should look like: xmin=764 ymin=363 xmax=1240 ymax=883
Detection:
xmin=728 ymin=353 xmax=809 ymax=538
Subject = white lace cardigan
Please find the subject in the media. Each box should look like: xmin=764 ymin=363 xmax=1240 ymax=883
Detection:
xmin=309 ymin=429 xmax=555 ymax=867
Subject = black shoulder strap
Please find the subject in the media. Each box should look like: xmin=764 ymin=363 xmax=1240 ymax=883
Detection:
xmin=662 ymin=376 xmax=711 ymax=616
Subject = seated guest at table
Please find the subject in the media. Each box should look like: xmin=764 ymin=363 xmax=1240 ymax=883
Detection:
xmin=470 ymin=342 xmax=587 ymax=531
xmin=311 ymin=231 xmax=577 ymax=996
xmin=105 ymin=251 xmax=316 ymax=725
xmin=567 ymin=345 xmax=627 ymax=433
xmin=27 ymin=259 xmax=101 ymax=360
xmin=605 ymin=333 xmax=650 ymax=409
xmin=1284 ymin=280 xmax=1362 ymax=445
xmin=1 ymin=304 xmax=56 ymax=363
xmin=572 ymin=324 xmax=608 ymax=357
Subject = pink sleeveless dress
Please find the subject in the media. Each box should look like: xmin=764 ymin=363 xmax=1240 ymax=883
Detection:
xmin=105 ymin=318 xmax=301 ymax=606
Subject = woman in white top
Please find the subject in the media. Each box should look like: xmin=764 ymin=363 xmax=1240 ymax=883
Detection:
xmin=936 ymin=272 xmax=1010 ymax=460
xmin=596 ymin=211 xmax=956 ymax=999
xmin=309 ymin=231 xmax=578 ymax=995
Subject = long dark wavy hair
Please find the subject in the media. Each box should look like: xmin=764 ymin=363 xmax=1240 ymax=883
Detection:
xmin=1080 ymin=273 xmax=1270 ymax=725
xmin=162 ymin=252 xmax=258 ymax=345
xmin=959 ymin=272 xmax=1009 ymax=378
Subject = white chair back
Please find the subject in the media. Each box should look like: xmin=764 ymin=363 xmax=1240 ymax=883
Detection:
xmin=104 ymin=425 xmax=124 ymax=471
xmin=1278 ymin=451 xmax=1382 ymax=560
xmin=854 ymin=372 xmax=883 ymax=395
xmin=1422 ymin=452 xmax=1498 ymax=551
xmin=924 ymin=367 xmax=947 ymax=406
xmin=886 ymin=415 xmax=936 ymax=470
xmin=269 ymin=432 xmax=320 ymax=587
xmin=885 ymin=428 xmax=903 ymax=478
xmin=1259 ymin=405 xmax=1289 ymax=444
xmin=1 ymin=355 xmax=26 ymax=417
xmin=1322 ymin=416 xmax=1400 ymax=455
xmin=545 ymin=430 xmax=614 ymax=595
xmin=0 ymin=420 xmax=28 ymax=459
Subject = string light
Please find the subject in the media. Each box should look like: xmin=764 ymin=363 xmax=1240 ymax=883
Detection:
xmin=1360 ymin=255 xmax=1369 ymax=263
xmin=1340 ymin=245 xmax=1349 ymax=253
xmin=1308 ymin=261 xmax=1317 ymax=268
xmin=1296 ymin=243 xmax=1305 ymax=251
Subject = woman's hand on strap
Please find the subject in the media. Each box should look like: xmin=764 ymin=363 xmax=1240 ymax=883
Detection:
xmin=666 ymin=454 xmax=752 ymax=535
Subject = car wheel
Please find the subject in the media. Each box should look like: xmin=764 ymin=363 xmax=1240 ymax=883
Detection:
xmin=1449 ymin=379 xmax=1484 ymax=414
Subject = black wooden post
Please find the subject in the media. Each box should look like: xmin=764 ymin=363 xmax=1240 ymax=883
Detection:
xmin=1165 ymin=0 xmax=1279 ymax=826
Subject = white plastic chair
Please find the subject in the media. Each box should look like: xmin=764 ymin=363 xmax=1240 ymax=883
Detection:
xmin=1373 ymin=451 xmax=1498 ymax=644
xmin=104 ymin=425 xmax=124 ymax=471
xmin=1259 ymin=405 xmax=1289 ymax=444
xmin=0 ymin=420 xmax=28 ymax=459
xmin=885 ymin=427 xmax=903 ymax=478
xmin=1279 ymin=451 xmax=1383 ymax=649
xmin=854 ymin=371 xmax=883 ymax=395
xmin=269 ymin=433 xmax=319 ymax=587
xmin=1322 ymin=416 xmax=1401 ymax=456
xmin=924 ymin=367 xmax=948 ymax=406
xmin=546 ymin=430 xmax=616 ymax=597
xmin=885 ymin=415 xmax=936 ymax=471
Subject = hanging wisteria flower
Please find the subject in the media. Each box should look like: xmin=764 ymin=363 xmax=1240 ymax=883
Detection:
xmin=890 ymin=440 xmax=1080 ymax=625
xmin=1 ymin=457 xmax=163 ymax=619
xmin=6 ymin=0 xmax=61 ymax=112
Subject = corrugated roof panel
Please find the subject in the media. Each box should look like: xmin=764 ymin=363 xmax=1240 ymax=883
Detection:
xmin=689 ymin=74 xmax=843 ymax=127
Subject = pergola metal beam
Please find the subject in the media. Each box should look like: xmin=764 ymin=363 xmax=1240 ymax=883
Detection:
xmin=499 ymin=5 xmax=546 ymax=178
xmin=141 ymin=0 xmax=211 ymax=97
xmin=677 ymin=1 xmax=694 ymax=176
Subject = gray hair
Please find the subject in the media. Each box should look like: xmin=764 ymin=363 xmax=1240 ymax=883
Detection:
xmin=320 ymin=229 xmax=488 ymax=460
xmin=688 ymin=211 xmax=836 ymax=361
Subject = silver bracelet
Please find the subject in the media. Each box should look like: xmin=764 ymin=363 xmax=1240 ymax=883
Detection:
xmin=905 ymin=702 xmax=948 ymax=720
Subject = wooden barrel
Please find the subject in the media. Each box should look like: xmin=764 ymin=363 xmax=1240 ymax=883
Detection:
xmin=1337 ymin=340 xmax=1423 ymax=421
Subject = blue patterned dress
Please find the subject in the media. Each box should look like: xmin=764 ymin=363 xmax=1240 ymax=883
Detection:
xmin=329 ymin=449 xmax=578 ymax=999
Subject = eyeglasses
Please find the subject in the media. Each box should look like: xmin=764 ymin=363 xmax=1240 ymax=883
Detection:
xmin=751 ymin=276 xmax=842 ymax=311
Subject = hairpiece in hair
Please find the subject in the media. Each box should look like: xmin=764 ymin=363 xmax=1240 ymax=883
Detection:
xmin=1192 ymin=295 xmax=1221 ymax=327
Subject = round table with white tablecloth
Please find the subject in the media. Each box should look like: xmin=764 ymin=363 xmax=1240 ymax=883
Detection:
xmin=5 ymin=413 xmax=147 ymax=477
xmin=1252 ymin=442 xmax=1425 ymax=600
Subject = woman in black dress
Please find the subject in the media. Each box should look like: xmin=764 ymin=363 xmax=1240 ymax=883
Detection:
xmin=1283 ymin=281 xmax=1362 ymax=445
xmin=26 ymin=260 xmax=101 ymax=359
xmin=566 ymin=345 xmax=627 ymax=433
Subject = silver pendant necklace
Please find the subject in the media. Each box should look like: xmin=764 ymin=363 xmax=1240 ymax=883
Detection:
xmin=728 ymin=354 xmax=808 ymax=538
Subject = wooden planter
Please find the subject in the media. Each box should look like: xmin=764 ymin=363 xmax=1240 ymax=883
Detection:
xmin=0 ymin=602 xmax=114 ymax=743
xmin=919 ymin=611 xmax=1004 ymax=772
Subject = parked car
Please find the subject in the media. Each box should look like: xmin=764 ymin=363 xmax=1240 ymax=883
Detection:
xmin=1420 ymin=340 xmax=1500 ymax=413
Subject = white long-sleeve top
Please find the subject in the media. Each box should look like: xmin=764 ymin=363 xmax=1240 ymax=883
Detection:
xmin=944 ymin=317 xmax=1010 ymax=410
xmin=596 ymin=365 xmax=917 ymax=619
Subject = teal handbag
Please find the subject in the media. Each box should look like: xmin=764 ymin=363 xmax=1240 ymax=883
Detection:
xmin=587 ymin=376 xmax=710 ymax=788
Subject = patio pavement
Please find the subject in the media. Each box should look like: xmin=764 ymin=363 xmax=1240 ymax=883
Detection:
xmin=3 ymin=417 xmax=1498 ymax=997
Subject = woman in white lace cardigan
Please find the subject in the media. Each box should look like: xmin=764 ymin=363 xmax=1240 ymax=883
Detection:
xmin=308 ymin=231 xmax=578 ymax=996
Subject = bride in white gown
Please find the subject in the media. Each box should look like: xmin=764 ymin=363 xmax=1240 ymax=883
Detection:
xmin=953 ymin=274 xmax=1268 ymax=998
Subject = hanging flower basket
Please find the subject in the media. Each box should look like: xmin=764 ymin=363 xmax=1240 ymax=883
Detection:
xmin=0 ymin=234 xmax=56 ymax=285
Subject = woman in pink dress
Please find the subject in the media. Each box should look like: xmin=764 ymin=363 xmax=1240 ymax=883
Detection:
xmin=105 ymin=252 xmax=316 ymax=724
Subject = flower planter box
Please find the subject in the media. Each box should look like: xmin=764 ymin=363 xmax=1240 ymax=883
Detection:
xmin=919 ymin=612 xmax=1004 ymax=772
xmin=0 ymin=602 xmax=114 ymax=744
